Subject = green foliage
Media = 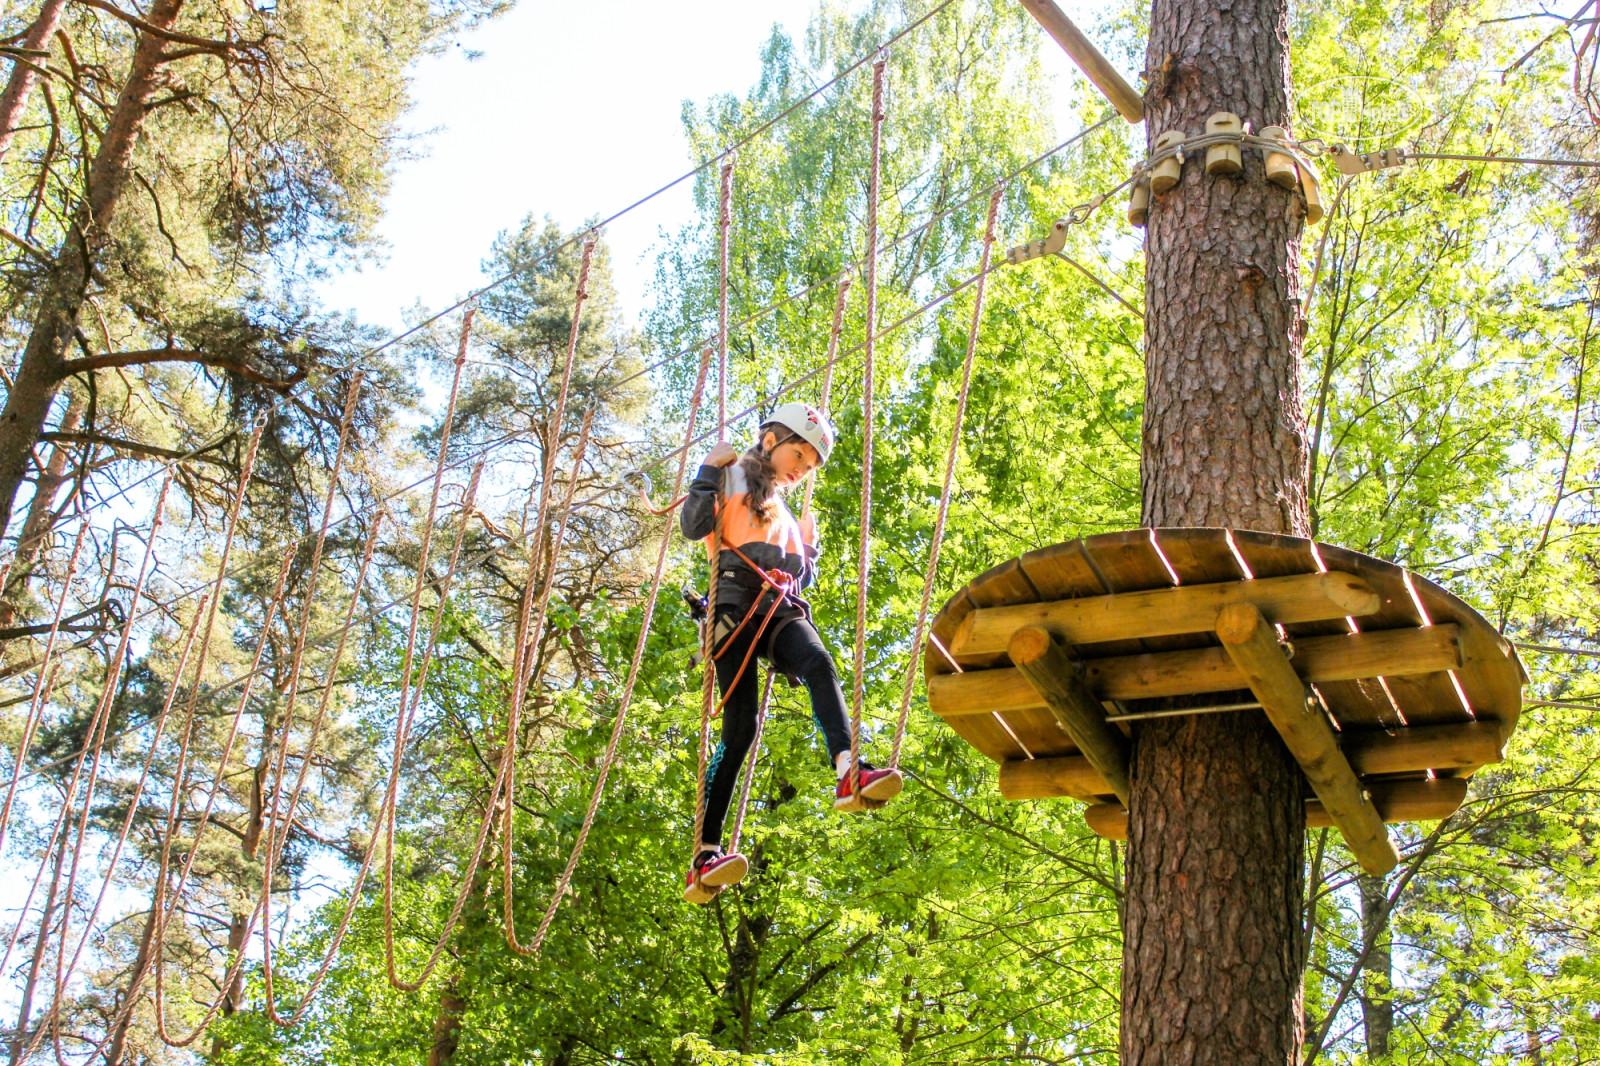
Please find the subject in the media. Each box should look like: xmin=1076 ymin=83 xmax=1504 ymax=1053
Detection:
xmin=123 ymin=0 xmax=1600 ymax=1063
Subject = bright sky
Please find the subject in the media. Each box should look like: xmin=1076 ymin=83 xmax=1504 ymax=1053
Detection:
xmin=319 ymin=0 xmax=1102 ymax=336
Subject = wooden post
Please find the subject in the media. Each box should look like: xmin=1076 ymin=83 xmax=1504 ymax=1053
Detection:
xmin=1017 ymin=0 xmax=1145 ymax=123
xmin=1007 ymin=626 xmax=1130 ymax=804
xmin=1215 ymin=602 xmax=1400 ymax=875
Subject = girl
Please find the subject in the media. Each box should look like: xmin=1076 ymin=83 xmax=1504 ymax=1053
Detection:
xmin=680 ymin=401 xmax=902 ymax=903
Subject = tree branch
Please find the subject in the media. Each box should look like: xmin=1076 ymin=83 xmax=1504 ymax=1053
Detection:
xmin=73 ymin=0 xmax=267 ymax=54
xmin=56 ymin=348 xmax=306 ymax=391
xmin=39 ymin=430 xmax=231 ymax=467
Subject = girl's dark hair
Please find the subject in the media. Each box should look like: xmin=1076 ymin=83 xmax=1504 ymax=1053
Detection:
xmin=737 ymin=422 xmax=794 ymax=524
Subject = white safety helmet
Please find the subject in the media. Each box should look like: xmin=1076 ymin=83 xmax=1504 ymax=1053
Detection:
xmin=764 ymin=401 xmax=837 ymax=466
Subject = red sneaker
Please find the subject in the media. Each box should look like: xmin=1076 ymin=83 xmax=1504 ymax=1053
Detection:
xmin=834 ymin=763 xmax=903 ymax=811
xmin=682 ymin=849 xmax=749 ymax=904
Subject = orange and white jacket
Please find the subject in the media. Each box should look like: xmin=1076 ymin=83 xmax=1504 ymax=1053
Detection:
xmin=681 ymin=462 xmax=819 ymax=609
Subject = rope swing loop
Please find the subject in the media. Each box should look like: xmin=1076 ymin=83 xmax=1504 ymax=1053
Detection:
xmin=849 ymin=53 xmax=889 ymax=799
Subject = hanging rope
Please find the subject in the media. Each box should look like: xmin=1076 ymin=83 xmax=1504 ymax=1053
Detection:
xmin=802 ymin=273 xmax=853 ymax=517
xmin=522 ymin=343 xmax=714 ymax=955
xmin=890 ymin=186 xmax=1005 ymax=768
xmin=0 ymin=518 xmax=87 ymax=855
xmin=42 ymin=474 xmax=173 ymax=1057
xmin=850 ymin=53 xmax=889 ymax=800
xmin=378 ymin=309 xmax=477 ymax=985
xmin=718 ymin=154 xmax=735 ymax=435
xmin=690 ymin=151 xmax=740 ymax=864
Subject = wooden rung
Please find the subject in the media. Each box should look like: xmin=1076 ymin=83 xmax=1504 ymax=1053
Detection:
xmin=1217 ymin=602 xmax=1400 ymax=876
xmin=951 ymin=571 xmax=1379 ymax=659
xmin=928 ymin=625 xmax=1463 ymax=717
xmin=1002 ymin=721 xmax=1503 ymax=801
xmin=1083 ymin=777 xmax=1470 ymax=840
xmin=1008 ymin=626 xmax=1130 ymax=805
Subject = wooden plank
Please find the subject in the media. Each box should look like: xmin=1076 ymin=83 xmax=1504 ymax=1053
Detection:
xmin=1017 ymin=539 xmax=1150 ymax=659
xmin=1228 ymin=532 xmax=1402 ymax=728
xmin=999 ymin=722 xmax=1501 ymax=802
xmin=998 ymin=755 xmax=1113 ymax=801
xmin=1312 ymin=543 xmax=1470 ymax=728
xmin=1008 ymin=626 xmax=1131 ymax=804
xmin=1084 ymin=529 xmax=1216 ymax=658
xmin=1342 ymin=721 xmax=1503 ymax=776
xmin=1408 ymin=578 xmax=1524 ymax=736
xmin=929 ymin=625 xmax=1464 ymax=716
xmin=1216 ymin=602 xmax=1400 ymax=876
xmin=925 ymin=589 xmax=977 ymax=676
xmin=1081 ymin=778 xmax=1469 ymax=839
xmin=951 ymin=571 xmax=1380 ymax=659
xmin=967 ymin=556 xmax=1040 ymax=608
xmin=941 ymin=705 xmax=1033 ymax=764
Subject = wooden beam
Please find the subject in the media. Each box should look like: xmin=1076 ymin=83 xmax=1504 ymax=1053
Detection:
xmin=1216 ymin=602 xmax=1400 ymax=876
xmin=1083 ymin=777 xmax=1470 ymax=840
xmin=1343 ymin=721 xmax=1503 ymax=776
xmin=1017 ymin=0 xmax=1145 ymax=123
xmin=1000 ymin=722 xmax=1502 ymax=802
xmin=929 ymin=624 xmax=1462 ymax=716
xmin=998 ymin=755 xmax=1114 ymax=801
xmin=1008 ymin=626 xmax=1130 ymax=804
xmin=951 ymin=571 xmax=1380 ymax=659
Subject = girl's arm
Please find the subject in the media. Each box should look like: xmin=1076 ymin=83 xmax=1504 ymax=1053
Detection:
xmin=798 ymin=511 xmax=820 ymax=588
xmin=679 ymin=445 xmax=736 ymax=541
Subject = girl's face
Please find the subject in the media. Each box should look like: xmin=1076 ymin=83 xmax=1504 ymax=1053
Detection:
xmin=764 ymin=431 xmax=822 ymax=486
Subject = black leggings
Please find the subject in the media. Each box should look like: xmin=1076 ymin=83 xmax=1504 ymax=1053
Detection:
xmin=699 ymin=609 xmax=853 ymax=847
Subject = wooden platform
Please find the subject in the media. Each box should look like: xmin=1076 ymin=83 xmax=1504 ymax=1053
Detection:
xmin=923 ymin=529 xmax=1527 ymax=869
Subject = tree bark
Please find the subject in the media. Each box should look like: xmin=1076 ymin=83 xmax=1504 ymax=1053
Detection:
xmin=0 ymin=389 xmax=82 ymax=642
xmin=8 ymin=830 xmax=68 ymax=1065
xmin=105 ymin=899 xmax=161 ymax=1066
xmin=1357 ymin=874 xmax=1392 ymax=1060
xmin=208 ymin=910 xmax=249 ymax=1058
xmin=1124 ymin=0 xmax=1312 ymax=1061
xmin=0 ymin=0 xmax=184 ymax=542
xmin=0 ymin=0 xmax=68 ymax=166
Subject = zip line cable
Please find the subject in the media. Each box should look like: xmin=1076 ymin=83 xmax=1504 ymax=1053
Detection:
xmin=47 ymin=0 xmax=964 ymax=524
xmin=37 ymin=111 xmax=1119 ymax=661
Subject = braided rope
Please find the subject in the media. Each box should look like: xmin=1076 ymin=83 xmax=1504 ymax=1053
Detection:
xmin=501 ymin=411 xmax=601 ymax=955
xmin=890 ymin=186 xmax=1004 ymax=767
xmin=850 ymin=55 xmax=888 ymax=800
xmin=0 ymin=519 xmax=87 ymax=855
xmin=802 ymin=274 xmax=853 ymax=518
xmin=718 ymin=156 xmax=735 ymax=437
xmin=87 ymin=426 xmax=267 ymax=1051
xmin=379 ymin=309 xmax=476 ymax=985
xmin=523 ymin=343 xmax=714 ymax=954
xmin=43 ymin=475 xmax=173 ymax=1055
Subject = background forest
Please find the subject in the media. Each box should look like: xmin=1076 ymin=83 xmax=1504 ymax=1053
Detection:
xmin=0 ymin=0 xmax=1593 ymax=1062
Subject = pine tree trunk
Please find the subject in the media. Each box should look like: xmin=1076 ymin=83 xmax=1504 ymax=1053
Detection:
xmin=0 ymin=390 xmax=82 ymax=641
xmin=1358 ymin=875 xmax=1392 ymax=1059
xmin=8 ymin=830 xmax=68 ymax=1065
xmin=1124 ymin=0 xmax=1312 ymax=1060
xmin=105 ymin=899 xmax=161 ymax=1066
xmin=0 ymin=0 xmax=68 ymax=165
xmin=0 ymin=0 xmax=184 ymax=542
xmin=208 ymin=910 xmax=249 ymax=1058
